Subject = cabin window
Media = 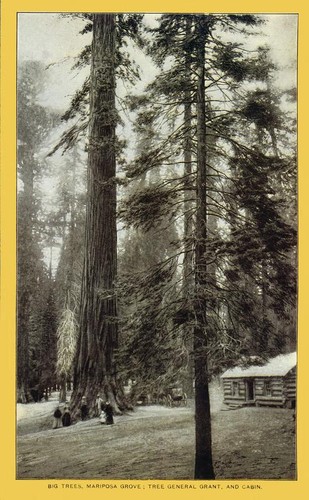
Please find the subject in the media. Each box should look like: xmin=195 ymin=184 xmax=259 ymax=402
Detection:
xmin=232 ymin=381 xmax=239 ymax=396
xmin=263 ymin=380 xmax=272 ymax=396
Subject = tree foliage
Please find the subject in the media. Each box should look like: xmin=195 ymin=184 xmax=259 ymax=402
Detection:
xmin=17 ymin=61 xmax=58 ymax=402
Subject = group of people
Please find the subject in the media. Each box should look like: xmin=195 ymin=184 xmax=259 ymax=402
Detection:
xmin=52 ymin=403 xmax=71 ymax=429
xmin=52 ymin=394 xmax=114 ymax=429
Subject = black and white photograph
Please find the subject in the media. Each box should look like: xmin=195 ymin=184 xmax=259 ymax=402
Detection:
xmin=16 ymin=12 xmax=297 ymax=480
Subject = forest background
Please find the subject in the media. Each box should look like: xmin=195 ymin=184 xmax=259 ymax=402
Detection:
xmin=0 ymin=0 xmax=306 ymax=498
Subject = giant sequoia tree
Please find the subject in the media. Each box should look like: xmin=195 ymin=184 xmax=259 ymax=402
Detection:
xmin=48 ymin=13 xmax=144 ymax=415
xmin=70 ymin=14 xmax=120 ymax=415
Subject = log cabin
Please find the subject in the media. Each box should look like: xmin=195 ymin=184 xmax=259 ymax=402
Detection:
xmin=221 ymin=352 xmax=296 ymax=408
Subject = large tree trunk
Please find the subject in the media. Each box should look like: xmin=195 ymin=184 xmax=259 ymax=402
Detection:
xmin=182 ymin=17 xmax=194 ymax=399
xmin=70 ymin=14 xmax=121 ymax=417
xmin=194 ymin=18 xmax=215 ymax=480
xmin=59 ymin=374 xmax=67 ymax=403
xmin=66 ymin=146 xmax=77 ymax=309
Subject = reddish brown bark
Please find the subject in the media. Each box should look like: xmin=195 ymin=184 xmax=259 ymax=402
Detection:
xmin=70 ymin=14 xmax=121 ymax=417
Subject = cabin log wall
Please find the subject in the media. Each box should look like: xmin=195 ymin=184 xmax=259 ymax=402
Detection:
xmin=283 ymin=367 xmax=296 ymax=408
xmin=222 ymin=368 xmax=296 ymax=408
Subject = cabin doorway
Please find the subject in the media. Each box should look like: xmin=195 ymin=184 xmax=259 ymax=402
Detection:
xmin=245 ymin=380 xmax=254 ymax=402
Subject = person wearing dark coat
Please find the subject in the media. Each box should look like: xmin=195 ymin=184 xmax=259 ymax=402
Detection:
xmin=104 ymin=401 xmax=114 ymax=425
xmin=53 ymin=407 xmax=62 ymax=429
xmin=80 ymin=396 xmax=89 ymax=421
xmin=62 ymin=407 xmax=71 ymax=427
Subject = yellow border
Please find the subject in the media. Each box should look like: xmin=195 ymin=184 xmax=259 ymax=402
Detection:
xmin=1 ymin=1 xmax=308 ymax=500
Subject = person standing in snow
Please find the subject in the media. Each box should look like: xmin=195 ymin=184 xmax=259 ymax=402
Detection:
xmin=52 ymin=406 xmax=62 ymax=429
xmin=104 ymin=401 xmax=114 ymax=425
xmin=95 ymin=394 xmax=104 ymax=417
xmin=80 ymin=396 xmax=89 ymax=421
xmin=62 ymin=405 xmax=71 ymax=427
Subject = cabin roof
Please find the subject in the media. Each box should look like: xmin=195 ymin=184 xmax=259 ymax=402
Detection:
xmin=221 ymin=352 xmax=296 ymax=379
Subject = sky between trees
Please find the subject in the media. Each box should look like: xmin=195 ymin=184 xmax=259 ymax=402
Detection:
xmin=18 ymin=13 xmax=297 ymax=113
